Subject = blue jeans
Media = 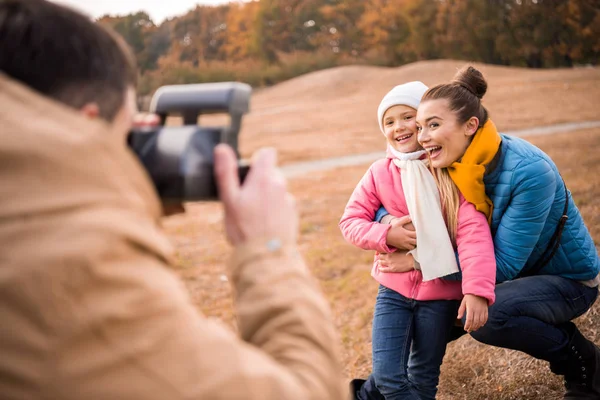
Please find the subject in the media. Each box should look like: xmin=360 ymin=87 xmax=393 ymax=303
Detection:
xmin=469 ymin=275 xmax=598 ymax=365
xmin=357 ymin=285 xmax=459 ymax=400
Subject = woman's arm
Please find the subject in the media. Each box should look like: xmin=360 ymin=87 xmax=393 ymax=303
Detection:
xmin=377 ymin=159 xmax=557 ymax=283
xmin=492 ymin=158 xmax=557 ymax=281
xmin=374 ymin=207 xmax=390 ymax=223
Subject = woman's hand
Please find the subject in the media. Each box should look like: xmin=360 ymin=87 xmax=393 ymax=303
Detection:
xmin=384 ymin=215 xmax=417 ymax=250
xmin=458 ymin=294 xmax=489 ymax=332
xmin=377 ymin=251 xmax=415 ymax=273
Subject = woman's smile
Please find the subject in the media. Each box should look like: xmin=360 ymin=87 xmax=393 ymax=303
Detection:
xmin=424 ymin=145 xmax=442 ymax=159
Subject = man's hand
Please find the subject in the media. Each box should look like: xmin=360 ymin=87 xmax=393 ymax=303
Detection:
xmin=214 ymin=144 xmax=297 ymax=246
xmin=458 ymin=294 xmax=489 ymax=333
xmin=132 ymin=112 xmax=160 ymax=127
xmin=377 ymin=251 xmax=415 ymax=273
xmin=384 ymin=215 xmax=417 ymax=250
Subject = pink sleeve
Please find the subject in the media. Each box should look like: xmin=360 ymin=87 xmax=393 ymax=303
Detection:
xmin=455 ymin=199 xmax=497 ymax=305
xmin=339 ymin=166 xmax=395 ymax=253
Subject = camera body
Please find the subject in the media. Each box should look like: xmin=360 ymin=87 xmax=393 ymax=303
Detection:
xmin=128 ymin=82 xmax=251 ymax=201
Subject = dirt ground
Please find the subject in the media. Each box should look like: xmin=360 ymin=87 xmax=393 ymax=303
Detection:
xmin=162 ymin=62 xmax=600 ymax=400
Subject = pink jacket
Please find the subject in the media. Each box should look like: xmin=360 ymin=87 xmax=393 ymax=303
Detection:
xmin=339 ymin=158 xmax=496 ymax=304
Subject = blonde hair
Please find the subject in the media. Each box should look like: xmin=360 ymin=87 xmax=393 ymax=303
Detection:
xmin=429 ymin=165 xmax=460 ymax=245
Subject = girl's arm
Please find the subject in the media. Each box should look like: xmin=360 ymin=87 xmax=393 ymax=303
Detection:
xmin=339 ymin=165 xmax=396 ymax=253
xmin=492 ymin=158 xmax=557 ymax=281
xmin=378 ymin=159 xmax=557 ymax=283
xmin=455 ymin=199 xmax=497 ymax=306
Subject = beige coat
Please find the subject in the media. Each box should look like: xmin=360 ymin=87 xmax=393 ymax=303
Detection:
xmin=0 ymin=74 xmax=347 ymax=400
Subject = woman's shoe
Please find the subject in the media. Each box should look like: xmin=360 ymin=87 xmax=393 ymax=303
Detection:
xmin=562 ymin=324 xmax=600 ymax=399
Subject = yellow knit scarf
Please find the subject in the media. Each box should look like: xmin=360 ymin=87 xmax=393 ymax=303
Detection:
xmin=447 ymin=119 xmax=502 ymax=224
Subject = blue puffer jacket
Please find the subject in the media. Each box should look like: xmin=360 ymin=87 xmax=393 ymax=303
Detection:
xmin=483 ymin=134 xmax=599 ymax=282
xmin=376 ymin=134 xmax=600 ymax=283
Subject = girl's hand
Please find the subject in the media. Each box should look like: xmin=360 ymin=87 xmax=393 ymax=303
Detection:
xmin=385 ymin=215 xmax=417 ymax=250
xmin=458 ymin=294 xmax=489 ymax=332
xmin=377 ymin=251 xmax=415 ymax=273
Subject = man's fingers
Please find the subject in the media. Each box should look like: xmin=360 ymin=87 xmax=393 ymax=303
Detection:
xmin=214 ymin=144 xmax=240 ymax=205
xmin=245 ymin=147 xmax=277 ymax=186
xmin=133 ymin=112 xmax=160 ymax=127
xmin=285 ymin=192 xmax=297 ymax=210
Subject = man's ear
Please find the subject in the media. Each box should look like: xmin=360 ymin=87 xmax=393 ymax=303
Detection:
xmin=465 ymin=117 xmax=480 ymax=137
xmin=80 ymin=103 xmax=100 ymax=119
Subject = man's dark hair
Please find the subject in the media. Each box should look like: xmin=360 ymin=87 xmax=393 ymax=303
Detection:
xmin=0 ymin=0 xmax=137 ymax=121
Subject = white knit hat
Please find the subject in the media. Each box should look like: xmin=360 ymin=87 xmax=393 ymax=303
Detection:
xmin=377 ymin=81 xmax=428 ymax=134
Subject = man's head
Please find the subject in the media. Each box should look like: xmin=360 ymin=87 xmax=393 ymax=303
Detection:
xmin=0 ymin=0 xmax=138 ymax=131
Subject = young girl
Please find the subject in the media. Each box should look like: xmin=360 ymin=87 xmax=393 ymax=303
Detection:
xmin=339 ymin=82 xmax=497 ymax=400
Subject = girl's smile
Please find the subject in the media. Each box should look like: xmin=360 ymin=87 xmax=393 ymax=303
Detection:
xmin=382 ymin=105 xmax=420 ymax=153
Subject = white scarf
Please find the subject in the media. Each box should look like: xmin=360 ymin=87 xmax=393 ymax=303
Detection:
xmin=388 ymin=145 xmax=459 ymax=281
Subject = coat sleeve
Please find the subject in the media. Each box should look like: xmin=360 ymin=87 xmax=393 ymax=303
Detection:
xmin=455 ymin=199 xmax=497 ymax=305
xmin=493 ymin=158 xmax=557 ymax=281
xmin=339 ymin=165 xmax=396 ymax=253
xmin=51 ymin=239 xmax=347 ymax=400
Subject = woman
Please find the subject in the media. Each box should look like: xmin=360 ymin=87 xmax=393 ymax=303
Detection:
xmin=363 ymin=65 xmax=600 ymax=399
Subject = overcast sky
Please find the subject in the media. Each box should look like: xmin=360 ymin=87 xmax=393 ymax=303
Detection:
xmin=51 ymin=0 xmax=247 ymax=24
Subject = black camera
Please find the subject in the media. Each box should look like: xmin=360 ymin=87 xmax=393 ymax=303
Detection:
xmin=128 ymin=82 xmax=251 ymax=202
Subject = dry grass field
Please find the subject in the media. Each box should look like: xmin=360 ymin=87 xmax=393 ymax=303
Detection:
xmin=162 ymin=61 xmax=600 ymax=399
xmin=237 ymin=59 xmax=600 ymax=165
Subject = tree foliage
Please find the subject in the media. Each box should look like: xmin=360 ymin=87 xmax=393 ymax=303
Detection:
xmin=98 ymin=0 xmax=600 ymax=94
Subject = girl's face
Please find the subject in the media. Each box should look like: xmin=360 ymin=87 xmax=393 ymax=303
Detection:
xmin=382 ymin=105 xmax=420 ymax=153
xmin=416 ymin=99 xmax=478 ymax=168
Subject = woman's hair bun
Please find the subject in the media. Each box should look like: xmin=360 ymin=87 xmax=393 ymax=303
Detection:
xmin=452 ymin=66 xmax=487 ymax=99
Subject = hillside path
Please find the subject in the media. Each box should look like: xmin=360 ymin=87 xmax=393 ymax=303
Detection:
xmin=280 ymin=120 xmax=600 ymax=178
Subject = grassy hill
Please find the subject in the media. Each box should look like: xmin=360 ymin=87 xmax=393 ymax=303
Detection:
xmin=162 ymin=60 xmax=600 ymax=400
xmin=233 ymin=59 xmax=600 ymax=164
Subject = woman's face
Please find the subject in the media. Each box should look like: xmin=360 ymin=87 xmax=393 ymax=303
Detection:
xmin=382 ymin=105 xmax=420 ymax=153
xmin=416 ymin=99 xmax=477 ymax=168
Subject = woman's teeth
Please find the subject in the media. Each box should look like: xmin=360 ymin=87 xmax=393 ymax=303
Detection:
xmin=426 ymin=146 xmax=442 ymax=157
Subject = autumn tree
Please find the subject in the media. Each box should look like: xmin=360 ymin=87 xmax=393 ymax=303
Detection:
xmin=97 ymin=0 xmax=599 ymax=95
xmin=357 ymin=0 xmax=412 ymax=64
xmin=221 ymin=1 xmax=261 ymax=61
